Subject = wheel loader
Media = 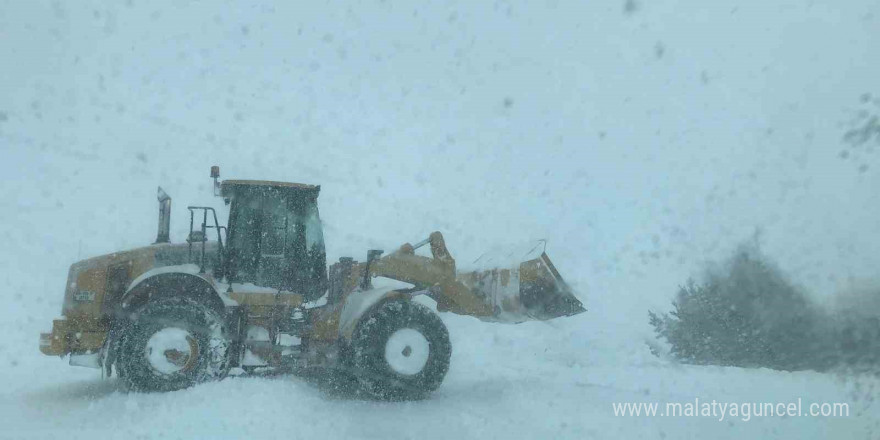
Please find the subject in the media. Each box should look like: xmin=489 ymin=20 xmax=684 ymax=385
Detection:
xmin=39 ymin=167 xmax=585 ymax=399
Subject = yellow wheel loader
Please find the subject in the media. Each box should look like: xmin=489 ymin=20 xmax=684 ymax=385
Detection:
xmin=39 ymin=167 xmax=584 ymax=399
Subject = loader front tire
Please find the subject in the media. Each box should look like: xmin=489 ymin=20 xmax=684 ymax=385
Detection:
xmin=350 ymin=300 xmax=451 ymax=400
xmin=117 ymin=297 xmax=230 ymax=392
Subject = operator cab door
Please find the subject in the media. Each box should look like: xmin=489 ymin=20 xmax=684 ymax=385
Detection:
xmin=225 ymin=185 xmax=327 ymax=300
xmin=255 ymin=190 xmax=294 ymax=289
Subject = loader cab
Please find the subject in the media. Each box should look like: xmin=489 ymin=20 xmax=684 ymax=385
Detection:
xmin=220 ymin=180 xmax=328 ymax=301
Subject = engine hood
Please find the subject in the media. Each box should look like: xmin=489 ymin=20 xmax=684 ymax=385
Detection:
xmin=62 ymin=242 xmax=219 ymax=318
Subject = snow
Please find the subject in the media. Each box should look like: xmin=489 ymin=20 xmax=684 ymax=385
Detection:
xmin=126 ymin=264 xmax=203 ymax=294
xmin=214 ymin=282 xmax=285 ymax=295
xmin=68 ymin=353 xmax=101 ymax=369
xmin=240 ymin=349 xmax=266 ymax=367
xmin=1 ymin=0 xmax=879 ymax=439
xmin=338 ymin=286 xmax=401 ymax=340
xmin=384 ymin=328 xmax=431 ymax=375
xmin=465 ymin=240 xmax=546 ymax=271
xmin=145 ymin=328 xmax=195 ymax=375
xmin=2 ymin=312 xmax=877 ymax=439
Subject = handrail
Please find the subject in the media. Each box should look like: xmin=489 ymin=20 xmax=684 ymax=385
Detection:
xmin=187 ymin=206 xmax=226 ymax=274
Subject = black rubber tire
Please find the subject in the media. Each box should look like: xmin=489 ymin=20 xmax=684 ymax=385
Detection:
xmin=117 ymin=297 xmax=230 ymax=392
xmin=349 ymin=300 xmax=451 ymax=400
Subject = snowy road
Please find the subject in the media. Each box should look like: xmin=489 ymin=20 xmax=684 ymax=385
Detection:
xmin=3 ymin=312 xmax=875 ymax=440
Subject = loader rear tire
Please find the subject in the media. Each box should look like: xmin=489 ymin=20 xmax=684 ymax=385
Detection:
xmin=350 ymin=300 xmax=451 ymax=400
xmin=117 ymin=297 xmax=230 ymax=392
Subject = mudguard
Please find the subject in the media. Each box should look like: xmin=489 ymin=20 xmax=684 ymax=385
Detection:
xmin=120 ymin=264 xmax=229 ymax=313
xmin=337 ymin=287 xmax=419 ymax=341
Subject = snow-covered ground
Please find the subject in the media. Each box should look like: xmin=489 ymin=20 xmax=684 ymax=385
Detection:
xmin=3 ymin=311 xmax=878 ymax=439
xmin=2 ymin=0 xmax=879 ymax=438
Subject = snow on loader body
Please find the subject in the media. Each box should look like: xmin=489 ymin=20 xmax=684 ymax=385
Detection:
xmin=39 ymin=167 xmax=585 ymax=398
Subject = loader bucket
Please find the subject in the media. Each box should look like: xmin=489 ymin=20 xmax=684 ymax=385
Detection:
xmin=455 ymin=251 xmax=586 ymax=323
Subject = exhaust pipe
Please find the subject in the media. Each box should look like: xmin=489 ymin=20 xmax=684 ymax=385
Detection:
xmin=155 ymin=186 xmax=171 ymax=244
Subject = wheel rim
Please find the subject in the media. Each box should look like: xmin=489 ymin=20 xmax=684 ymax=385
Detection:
xmin=384 ymin=328 xmax=430 ymax=375
xmin=145 ymin=327 xmax=199 ymax=375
